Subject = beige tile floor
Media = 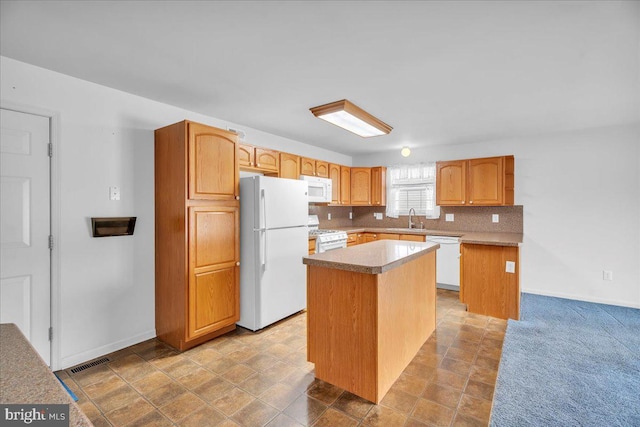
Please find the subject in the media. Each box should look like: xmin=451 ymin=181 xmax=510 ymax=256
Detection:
xmin=56 ymin=290 xmax=506 ymax=427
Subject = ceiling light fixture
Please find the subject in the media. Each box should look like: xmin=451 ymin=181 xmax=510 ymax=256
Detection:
xmin=401 ymin=147 xmax=411 ymax=157
xmin=309 ymin=99 xmax=392 ymax=138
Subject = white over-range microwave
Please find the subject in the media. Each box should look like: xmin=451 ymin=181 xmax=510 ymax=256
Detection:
xmin=300 ymin=175 xmax=332 ymax=203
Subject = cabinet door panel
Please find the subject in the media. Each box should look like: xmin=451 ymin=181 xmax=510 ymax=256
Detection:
xmin=190 ymin=266 xmax=239 ymax=338
xmin=191 ymin=207 xmax=238 ymax=268
xmin=280 ymin=153 xmax=300 ymax=179
xmin=436 ymin=160 xmax=466 ymax=205
xmin=255 ymin=148 xmax=279 ymax=172
xmin=329 ymin=164 xmax=341 ymax=204
xmin=238 ymin=143 xmax=254 ymax=168
xmin=460 ymin=244 xmax=519 ymax=320
xmin=300 ymin=157 xmax=316 ymax=176
xmin=468 ymin=157 xmax=503 ymax=205
xmin=188 ymin=123 xmax=238 ymax=200
xmin=316 ymin=161 xmax=329 ymax=178
xmin=350 ymin=168 xmax=371 ymax=205
xmin=340 ymin=167 xmax=351 ymax=205
xmin=371 ymin=167 xmax=386 ymax=206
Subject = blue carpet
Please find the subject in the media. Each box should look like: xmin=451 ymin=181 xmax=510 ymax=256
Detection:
xmin=490 ymin=293 xmax=640 ymax=427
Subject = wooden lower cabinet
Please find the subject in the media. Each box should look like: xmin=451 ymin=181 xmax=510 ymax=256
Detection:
xmin=346 ymin=233 xmax=358 ymax=247
xmin=187 ymin=206 xmax=240 ymax=342
xmin=460 ymin=243 xmax=519 ymax=320
xmin=400 ymin=234 xmax=426 ymax=242
xmin=308 ymin=238 xmax=316 ymax=255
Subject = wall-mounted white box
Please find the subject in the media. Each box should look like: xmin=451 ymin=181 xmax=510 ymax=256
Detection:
xmin=492 ymin=214 xmax=499 ymax=223
xmin=374 ymin=212 xmax=383 ymax=220
xmin=445 ymin=214 xmax=454 ymax=222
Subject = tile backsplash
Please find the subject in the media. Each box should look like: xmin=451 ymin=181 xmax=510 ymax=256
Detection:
xmin=310 ymin=204 xmax=523 ymax=233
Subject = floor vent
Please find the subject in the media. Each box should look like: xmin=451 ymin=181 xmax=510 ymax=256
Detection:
xmin=69 ymin=357 xmax=110 ymax=374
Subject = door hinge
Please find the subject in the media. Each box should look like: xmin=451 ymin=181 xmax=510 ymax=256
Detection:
xmin=48 ymin=143 xmax=53 ymax=157
xmin=48 ymin=235 xmax=54 ymax=250
xmin=49 ymin=327 xmax=53 ymax=341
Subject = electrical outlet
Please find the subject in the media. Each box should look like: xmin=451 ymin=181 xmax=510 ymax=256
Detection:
xmin=327 ymin=213 xmax=331 ymax=220
xmin=109 ymin=186 xmax=120 ymax=201
xmin=505 ymin=261 xmax=516 ymax=273
xmin=603 ymin=270 xmax=613 ymax=281
xmin=374 ymin=212 xmax=383 ymax=220
xmin=349 ymin=212 xmax=353 ymax=220
xmin=445 ymin=213 xmax=454 ymax=222
xmin=492 ymin=214 xmax=499 ymax=223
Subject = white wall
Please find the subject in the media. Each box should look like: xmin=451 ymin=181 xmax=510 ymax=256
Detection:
xmin=356 ymin=124 xmax=640 ymax=308
xmin=0 ymin=56 xmax=351 ymax=369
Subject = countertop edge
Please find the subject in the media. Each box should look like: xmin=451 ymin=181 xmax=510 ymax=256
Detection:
xmin=303 ymin=241 xmax=439 ymax=274
xmin=310 ymin=227 xmax=523 ymax=246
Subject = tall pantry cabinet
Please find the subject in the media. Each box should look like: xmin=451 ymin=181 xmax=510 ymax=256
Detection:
xmin=155 ymin=120 xmax=240 ymax=351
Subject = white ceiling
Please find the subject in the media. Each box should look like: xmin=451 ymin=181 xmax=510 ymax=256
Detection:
xmin=1 ymin=1 xmax=638 ymax=156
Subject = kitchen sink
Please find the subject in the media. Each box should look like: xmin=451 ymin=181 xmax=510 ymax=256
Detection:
xmin=385 ymin=228 xmax=424 ymax=232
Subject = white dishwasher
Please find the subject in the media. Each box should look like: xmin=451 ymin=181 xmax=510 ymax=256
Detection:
xmin=426 ymin=235 xmax=460 ymax=291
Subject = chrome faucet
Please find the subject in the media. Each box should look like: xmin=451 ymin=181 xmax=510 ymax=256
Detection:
xmin=408 ymin=208 xmax=416 ymax=229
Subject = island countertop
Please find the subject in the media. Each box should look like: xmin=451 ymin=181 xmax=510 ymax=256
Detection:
xmin=0 ymin=323 xmax=93 ymax=426
xmin=303 ymin=239 xmax=439 ymax=274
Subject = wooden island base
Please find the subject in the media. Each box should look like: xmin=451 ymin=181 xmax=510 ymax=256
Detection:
xmin=305 ymin=242 xmax=437 ymax=403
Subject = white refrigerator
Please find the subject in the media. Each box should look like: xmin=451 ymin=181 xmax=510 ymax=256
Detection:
xmin=238 ymin=176 xmax=309 ymax=331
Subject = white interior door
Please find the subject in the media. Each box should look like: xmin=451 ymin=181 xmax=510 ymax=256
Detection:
xmin=0 ymin=108 xmax=51 ymax=366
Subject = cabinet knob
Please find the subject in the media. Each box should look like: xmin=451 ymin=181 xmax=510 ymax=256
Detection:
xmin=469 ymin=201 xmax=473 ymax=204
xmin=257 ymin=163 xmax=260 ymax=167
xmin=462 ymin=201 xmax=465 ymax=204
xmin=236 ymin=262 xmax=240 ymax=266
xmin=235 ymin=196 xmax=240 ymax=200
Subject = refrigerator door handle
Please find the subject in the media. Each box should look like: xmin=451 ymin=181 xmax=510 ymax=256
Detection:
xmin=261 ymin=188 xmax=267 ymax=270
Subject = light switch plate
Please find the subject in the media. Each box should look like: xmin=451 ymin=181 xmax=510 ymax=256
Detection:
xmin=603 ymin=270 xmax=613 ymax=281
xmin=506 ymin=261 xmax=516 ymax=273
xmin=327 ymin=213 xmax=331 ymax=220
xmin=375 ymin=213 xmax=383 ymax=220
xmin=445 ymin=213 xmax=454 ymax=222
xmin=349 ymin=212 xmax=353 ymax=220
xmin=109 ymin=186 xmax=120 ymax=201
xmin=492 ymin=214 xmax=499 ymax=223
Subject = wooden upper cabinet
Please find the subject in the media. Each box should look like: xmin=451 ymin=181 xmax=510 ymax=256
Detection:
xmin=468 ymin=156 xmax=513 ymax=205
xmin=301 ymin=157 xmax=316 ymax=176
xmin=188 ymin=121 xmax=238 ymax=200
xmin=280 ymin=153 xmax=300 ymax=179
xmin=350 ymin=168 xmax=372 ymax=205
xmin=255 ymin=148 xmax=279 ymax=172
xmin=340 ymin=166 xmax=351 ymax=205
xmin=371 ymin=167 xmax=386 ymax=206
xmin=188 ymin=205 xmax=239 ymax=340
xmin=239 ymin=144 xmax=279 ymax=173
xmin=300 ymin=157 xmax=329 ymax=178
xmin=436 ymin=160 xmax=466 ymax=205
xmin=315 ymin=161 xmax=329 ymax=178
xmin=329 ymin=164 xmax=341 ymax=204
xmin=436 ymin=156 xmax=514 ymax=206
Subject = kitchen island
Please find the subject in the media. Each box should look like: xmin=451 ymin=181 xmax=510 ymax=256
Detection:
xmin=302 ymin=239 xmax=439 ymax=403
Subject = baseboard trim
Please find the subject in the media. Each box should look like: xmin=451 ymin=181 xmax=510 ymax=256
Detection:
xmin=437 ymin=283 xmax=460 ymax=292
xmin=522 ymin=288 xmax=640 ymax=309
xmin=60 ymin=329 xmax=156 ymax=370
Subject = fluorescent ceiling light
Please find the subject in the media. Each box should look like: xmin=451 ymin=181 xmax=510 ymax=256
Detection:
xmin=310 ymin=99 xmax=392 ymax=138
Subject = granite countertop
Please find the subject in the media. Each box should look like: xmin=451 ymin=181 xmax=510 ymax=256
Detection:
xmin=309 ymin=227 xmax=522 ymax=247
xmin=303 ymin=239 xmax=439 ymax=274
xmin=0 ymin=324 xmax=93 ymax=427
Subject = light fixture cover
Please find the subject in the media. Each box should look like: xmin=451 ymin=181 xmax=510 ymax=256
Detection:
xmin=401 ymin=147 xmax=411 ymax=157
xmin=310 ymin=99 xmax=392 ymax=138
